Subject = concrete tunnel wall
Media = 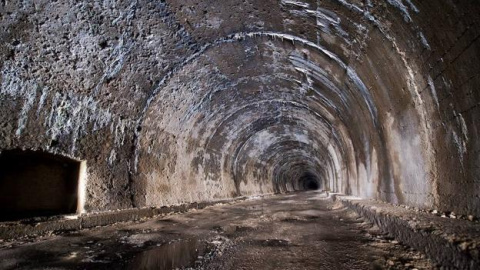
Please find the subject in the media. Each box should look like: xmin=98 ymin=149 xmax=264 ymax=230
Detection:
xmin=0 ymin=0 xmax=479 ymax=217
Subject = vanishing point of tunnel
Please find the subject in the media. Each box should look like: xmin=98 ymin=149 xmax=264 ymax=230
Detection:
xmin=0 ymin=0 xmax=479 ymax=269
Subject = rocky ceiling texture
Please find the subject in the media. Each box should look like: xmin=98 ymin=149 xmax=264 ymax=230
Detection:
xmin=0 ymin=0 xmax=479 ymax=216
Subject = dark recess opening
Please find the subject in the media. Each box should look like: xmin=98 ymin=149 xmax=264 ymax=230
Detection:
xmin=0 ymin=149 xmax=81 ymax=221
xmin=305 ymin=180 xmax=319 ymax=190
xmin=299 ymin=173 xmax=320 ymax=191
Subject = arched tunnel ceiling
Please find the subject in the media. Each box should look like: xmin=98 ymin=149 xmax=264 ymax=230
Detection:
xmin=0 ymin=0 xmax=479 ymax=216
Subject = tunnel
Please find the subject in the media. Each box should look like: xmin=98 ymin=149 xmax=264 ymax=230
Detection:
xmin=0 ymin=0 xmax=479 ymax=269
xmin=298 ymin=172 xmax=321 ymax=191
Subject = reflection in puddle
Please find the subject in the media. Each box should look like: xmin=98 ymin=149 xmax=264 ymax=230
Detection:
xmin=128 ymin=238 xmax=210 ymax=270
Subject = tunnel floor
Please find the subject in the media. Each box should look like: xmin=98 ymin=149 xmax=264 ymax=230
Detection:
xmin=0 ymin=191 xmax=433 ymax=269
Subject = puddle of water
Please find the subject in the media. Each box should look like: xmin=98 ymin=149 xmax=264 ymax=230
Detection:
xmin=253 ymin=239 xmax=290 ymax=247
xmin=127 ymin=238 xmax=210 ymax=270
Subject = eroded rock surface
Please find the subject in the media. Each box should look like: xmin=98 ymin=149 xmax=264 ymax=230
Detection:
xmin=1 ymin=1 xmax=480 ymax=218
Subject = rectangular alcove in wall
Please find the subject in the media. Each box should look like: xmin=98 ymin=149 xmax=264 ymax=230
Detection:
xmin=0 ymin=150 xmax=86 ymax=222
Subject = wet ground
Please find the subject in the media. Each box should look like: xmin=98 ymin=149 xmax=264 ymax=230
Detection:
xmin=0 ymin=191 xmax=433 ymax=269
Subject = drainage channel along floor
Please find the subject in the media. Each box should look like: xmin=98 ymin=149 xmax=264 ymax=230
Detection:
xmin=0 ymin=191 xmax=433 ymax=270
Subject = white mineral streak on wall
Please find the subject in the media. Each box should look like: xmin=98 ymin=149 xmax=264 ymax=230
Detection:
xmin=231 ymin=31 xmax=378 ymax=124
xmin=1 ymin=63 xmax=131 ymax=156
xmin=280 ymin=0 xmax=310 ymax=8
xmin=346 ymin=67 xmax=378 ymax=126
xmin=46 ymin=93 xmax=115 ymax=154
xmin=335 ymin=0 xmax=430 ymax=51
xmin=92 ymin=1 xmax=137 ymax=95
xmin=37 ymin=86 xmax=50 ymax=115
xmin=288 ymin=53 xmax=348 ymax=107
xmin=404 ymin=0 xmax=419 ymax=13
xmin=281 ymin=0 xmax=350 ymax=43
xmin=1 ymin=65 xmax=38 ymax=137
xmin=419 ymin=32 xmax=431 ymax=50
xmin=385 ymin=0 xmax=414 ymax=22
xmin=427 ymin=76 xmax=440 ymax=108
xmin=451 ymin=131 xmax=465 ymax=167
xmin=336 ymin=0 xmax=372 ymax=18
xmin=451 ymin=110 xmax=469 ymax=166
xmin=108 ymin=149 xmax=117 ymax=166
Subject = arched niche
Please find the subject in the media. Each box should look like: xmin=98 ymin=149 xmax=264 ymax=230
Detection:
xmin=0 ymin=150 xmax=86 ymax=221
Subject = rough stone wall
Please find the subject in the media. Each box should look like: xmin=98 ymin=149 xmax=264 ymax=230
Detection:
xmin=0 ymin=0 xmax=479 ymax=216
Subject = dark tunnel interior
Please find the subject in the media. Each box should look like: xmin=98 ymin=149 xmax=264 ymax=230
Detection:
xmin=298 ymin=173 xmax=320 ymax=191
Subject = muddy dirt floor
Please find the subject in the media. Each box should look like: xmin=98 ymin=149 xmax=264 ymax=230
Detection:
xmin=0 ymin=191 xmax=434 ymax=269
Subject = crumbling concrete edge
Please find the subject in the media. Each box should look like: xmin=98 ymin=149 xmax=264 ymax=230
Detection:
xmin=332 ymin=194 xmax=480 ymax=269
xmin=0 ymin=194 xmax=273 ymax=240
